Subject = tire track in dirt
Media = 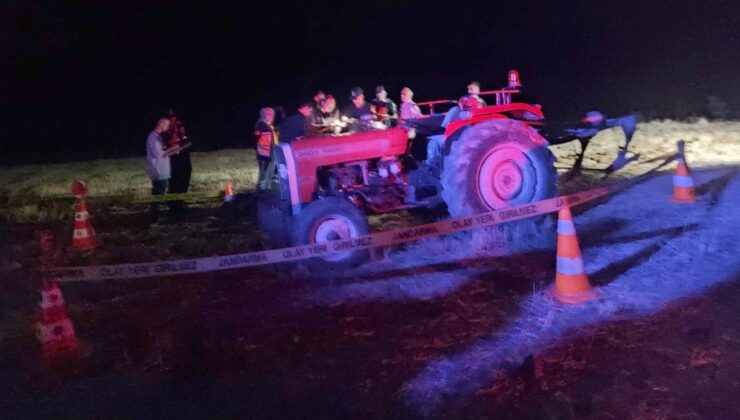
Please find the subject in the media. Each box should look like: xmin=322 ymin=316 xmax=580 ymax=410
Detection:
xmin=402 ymin=169 xmax=740 ymax=415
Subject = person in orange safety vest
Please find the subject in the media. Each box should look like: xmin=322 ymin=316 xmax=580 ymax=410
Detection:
xmin=254 ymin=107 xmax=277 ymax=191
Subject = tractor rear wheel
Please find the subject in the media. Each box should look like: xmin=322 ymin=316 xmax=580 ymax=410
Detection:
xmin=441 ymin=119 xmax=557 ymax=217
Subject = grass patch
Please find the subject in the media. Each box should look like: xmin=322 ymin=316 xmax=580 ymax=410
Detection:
xmin=0 ymin=149 xmax=259 ymax=222
xmin=2 ymin=120 xmax=739 ymax=222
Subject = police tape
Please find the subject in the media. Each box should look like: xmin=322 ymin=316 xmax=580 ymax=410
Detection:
xmin=47 ymin=187 xmax=608 ymax=282
xmin=130 ymin=190 xmax=223 ymax=203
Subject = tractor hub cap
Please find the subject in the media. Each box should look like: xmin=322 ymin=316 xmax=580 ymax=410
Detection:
xmin=311 ymin=216 xmax=357 ymax=261
xmin=493 ymin=162 xmax=523 ymax=199
xmin=478 ymin=146 xmax=535 ymax=209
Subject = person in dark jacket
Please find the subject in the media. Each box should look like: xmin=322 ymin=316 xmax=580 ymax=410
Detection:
xmin=163 ymin=108 xmax=192 ymax=214
xmin=341 ymin=87 xmax=374 ymax=132
xmin=278 ymin=102 xmax=313 ymax=144
xmin=371 ymin=85 xmax=398 ymax=127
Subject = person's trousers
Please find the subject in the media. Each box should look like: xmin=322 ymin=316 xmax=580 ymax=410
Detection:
xmin=257 ymin=154 xmax=271 ymax=190
xmin=149 ymin=179 xmax=169 ymax=221
xmin=169 ymin=153 xmax=192 ymax=212
xmin=426 ymin=135 xmax=444 ymax=166
xmin=263 ymin=159 xmax=277 ymax=190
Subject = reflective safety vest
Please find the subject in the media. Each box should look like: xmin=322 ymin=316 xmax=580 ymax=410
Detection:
xmin=255 ymin=124 xmax=277 ymax=157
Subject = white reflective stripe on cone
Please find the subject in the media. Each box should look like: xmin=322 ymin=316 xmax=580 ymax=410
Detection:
xmin=40 ymin=293 xmax=64 ymax=309
xmin=73 ymin=229 xmax=90 ymax=238
xmin=556 ymin=256 xmax=585 ymax=275
xmin=557 ymin=220 xmax=576 ymax=235
xmin=673 ymin=175 xmax=694 ymax=187
xmin=75 ymin=212 xmax=89 ymax=221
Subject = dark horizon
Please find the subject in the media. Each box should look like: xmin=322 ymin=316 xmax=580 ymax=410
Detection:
xmin=2 ymin=0 xmax=739 ymax=165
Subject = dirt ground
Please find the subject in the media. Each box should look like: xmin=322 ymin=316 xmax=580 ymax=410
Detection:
xmin=1 ymin=120 xmax=740 ymax=418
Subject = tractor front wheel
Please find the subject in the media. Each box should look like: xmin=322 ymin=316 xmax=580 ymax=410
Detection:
xmin=291 ymin=197 xmax=370 ymax=268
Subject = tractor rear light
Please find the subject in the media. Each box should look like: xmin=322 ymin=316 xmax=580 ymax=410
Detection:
xmin=508 ymin=69 xmax=521 ymax=88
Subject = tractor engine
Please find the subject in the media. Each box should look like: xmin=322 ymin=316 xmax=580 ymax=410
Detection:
xmin=325 ymin=156 xmax=406 ymax=212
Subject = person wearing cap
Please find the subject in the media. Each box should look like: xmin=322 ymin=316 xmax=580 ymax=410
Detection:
xmin=278 ymin=102 xmax=313 ymax=144
xmin=371 ymin=85 xmax=398 ymax=128
xmin=146 ymin=118 xmax=171 ymax=223
xmin=162 ymin=108 xmax=192 ymax=214
xmin=342 ymin=87 xmax=374 ymax=132
xmin=255 ymin=107 xmax=277 ymax=191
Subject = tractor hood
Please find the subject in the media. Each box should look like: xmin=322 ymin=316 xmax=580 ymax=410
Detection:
xmin=289 ymin=127 xmax=408 ymax=165
xmin=280 ymin=127 xmax=409 ymax=208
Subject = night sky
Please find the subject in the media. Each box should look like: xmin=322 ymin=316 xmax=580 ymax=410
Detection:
xmin=2 ymin=0 xmax=739 ymax=164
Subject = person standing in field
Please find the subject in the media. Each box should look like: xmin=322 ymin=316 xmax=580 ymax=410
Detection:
xmin=163 ymin=108 xmax=192 ymax=214
xmin=146 ymin=118 xmax=171 ymax=223
xmin=255 ymin=107 xmax=277 ymax=191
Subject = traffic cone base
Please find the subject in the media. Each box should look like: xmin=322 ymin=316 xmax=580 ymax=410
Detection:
xmin=549 ymin=207 xmax=597 ymax=305
xmin=549 ymin=282 xmax=598 ymax=304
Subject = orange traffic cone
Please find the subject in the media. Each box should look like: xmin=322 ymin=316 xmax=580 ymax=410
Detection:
xmin=224 ymin=182 xmax=235 ymax=203
xmin=71 ymin=199 xmax=99 ymax=252
xmin=37 ymin=279 xmax=80 ymax=364
xmin=672 ymin=158 xmax=695 ymax=203
xmin=548 ymin=206 xmax=597 ymax=304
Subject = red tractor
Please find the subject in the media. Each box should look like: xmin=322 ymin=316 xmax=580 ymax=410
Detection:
xmin=258 ymin=74 xmax=635 ymax=267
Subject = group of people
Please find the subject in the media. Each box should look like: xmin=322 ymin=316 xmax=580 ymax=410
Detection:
xmin=251 ymin=81 xmax=496 ymax=190
xmin=251 ymin=84 xmax=429 ymax=190
xmin=145 ymin=109 xmax=192 ymax=223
